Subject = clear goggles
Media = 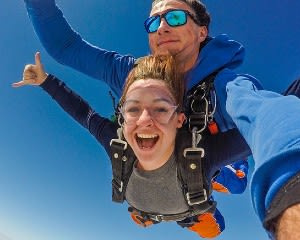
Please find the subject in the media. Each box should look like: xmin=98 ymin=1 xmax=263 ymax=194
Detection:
xmin=119 ymin=102 xmax=179 ymax=125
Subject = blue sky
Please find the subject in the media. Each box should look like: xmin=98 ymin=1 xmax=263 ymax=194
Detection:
xmin=2 ymin=1 xmax=300 ymax=239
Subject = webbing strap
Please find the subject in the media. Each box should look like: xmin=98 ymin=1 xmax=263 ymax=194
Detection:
xmin=110 ymin=139 xmax=127 ymax=190
xmin=183 ymin=148 xmax=207 ymax=205
xmin=176 ymin=129 xmax=212 ymax=211
xmin=128 ymin=201 xmax=216 ymax=223
xmin=110 ymin=137 xmax=128 ymax=203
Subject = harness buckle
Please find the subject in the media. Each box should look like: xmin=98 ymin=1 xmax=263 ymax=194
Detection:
xmin=112 ymin=179 xmax=124 ymax=192
xmin=183 ymin=147 xmax=204 ymax=158
xmin=110 ymin=139 xmax=128 ymax=151
xmin=151 ymin=214 xmax=163 ymax=222
xmin=186 ymin=189 xmax=208 ymax=206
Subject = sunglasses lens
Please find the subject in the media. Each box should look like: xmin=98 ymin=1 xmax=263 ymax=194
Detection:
xmin=144 ymin=10 xmax=188 ymax=33
xmin=165 ymin=10 xmax=187 ymax=27
xmin=145 ymin=16 xmax=160 ymax=33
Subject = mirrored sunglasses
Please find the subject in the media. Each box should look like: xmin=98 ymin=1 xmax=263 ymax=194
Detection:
xmin=144 ymin=9 xmax=199 ymax=33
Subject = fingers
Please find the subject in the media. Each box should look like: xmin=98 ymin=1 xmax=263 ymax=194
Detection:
xmin=12 ymin=52 xmax=48 ymax=88
xmin=11 ymin=81 xmax=26 ymax=88
xmin=35 ymin=52 xmax=42 ymax=67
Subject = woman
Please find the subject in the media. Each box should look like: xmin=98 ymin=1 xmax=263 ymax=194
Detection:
xmin=15 ymin=52 xmax=300 ymax=239
xmin=14 ymin=52 xmax=248 ymax=238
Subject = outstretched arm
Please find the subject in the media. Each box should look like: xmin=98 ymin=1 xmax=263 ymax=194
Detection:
xmin=13 ymin=52 xmax=117 ymax=154
xmin=24 ymin=0 xmax=136 ymax=96
xmin=226 ymin=77 xmax=300 ymax=237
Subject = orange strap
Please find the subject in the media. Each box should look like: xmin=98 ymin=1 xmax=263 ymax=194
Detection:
xmin=130 ymin=213 xmax=154 ymax=227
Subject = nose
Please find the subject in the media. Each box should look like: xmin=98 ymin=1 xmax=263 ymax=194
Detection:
xmin=157 ymin=18 xmax=170 ymax=34
xmin=136 ymin=109 xmax=154 ymax=126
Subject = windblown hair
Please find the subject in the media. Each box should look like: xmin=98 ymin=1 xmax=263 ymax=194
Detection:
xmin=120 ymin=55 xmax=185 ymax=111
xmin=152 ymin=0 xmax=210 ymax=29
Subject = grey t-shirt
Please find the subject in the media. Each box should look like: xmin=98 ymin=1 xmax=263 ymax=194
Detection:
xmin=125 ymin=153 xmax=189 ymax=215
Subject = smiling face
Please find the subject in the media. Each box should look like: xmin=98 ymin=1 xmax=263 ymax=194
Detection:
xmin=122 ymin=79 xmax=185 ymax=171
xmin=148 ymin=0 xmax=208 ymax=71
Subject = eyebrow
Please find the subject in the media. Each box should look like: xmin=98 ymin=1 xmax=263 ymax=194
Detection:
xmin=124 ymin=98 xmax=175 ymax=105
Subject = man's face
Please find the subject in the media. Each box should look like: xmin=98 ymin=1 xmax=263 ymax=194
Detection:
xmin=148 ymin=0 xmax=207 ymax=69
xmin=122 ymin=79 xmax=185 ymax=171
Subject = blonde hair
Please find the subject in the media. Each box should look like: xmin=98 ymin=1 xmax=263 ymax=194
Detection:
xmin=120 ymin=55 xmax=185 ymax=111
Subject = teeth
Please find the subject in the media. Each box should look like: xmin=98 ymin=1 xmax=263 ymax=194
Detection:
xmin=137 ymin=133 xmax=158 ymax=139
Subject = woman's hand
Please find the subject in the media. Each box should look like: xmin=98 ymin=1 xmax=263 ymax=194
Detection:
xmin=12 ymin=52 xmax=48 ymax=88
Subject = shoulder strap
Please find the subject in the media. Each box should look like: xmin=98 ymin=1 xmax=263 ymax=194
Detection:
xmin=175 ymin=128 xmax=216 ymax=213
xmin=110 ymin=128 xmax=135 ymax=203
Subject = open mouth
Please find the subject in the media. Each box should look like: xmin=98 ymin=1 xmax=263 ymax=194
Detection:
xmin=136 ymin=133 xmax=159 ymax=149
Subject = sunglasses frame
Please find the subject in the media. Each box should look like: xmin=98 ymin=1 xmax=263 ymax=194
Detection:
xmin=144 ymin=9 xmax=200 ymax=33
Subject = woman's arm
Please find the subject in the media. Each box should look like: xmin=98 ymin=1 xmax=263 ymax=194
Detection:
xmin=13 ymin=52 xmax=117 ymax=154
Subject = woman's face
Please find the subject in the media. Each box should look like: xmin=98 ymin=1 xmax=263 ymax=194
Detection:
xmin=122 ymin=79 xmax=185 ymax=171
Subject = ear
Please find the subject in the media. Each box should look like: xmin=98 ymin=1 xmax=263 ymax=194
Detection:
xmin=176 ymin=113 xmax=186 ymax=128
xmin=198 ymin=26 xmax=208 ymax=42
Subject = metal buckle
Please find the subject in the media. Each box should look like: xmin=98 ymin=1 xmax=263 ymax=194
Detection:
xmin=183 ymin=148 xmax=204 ymax=158
xmin=112 ymin=179 xmax=124 ymax=192
xmin=118 ymin=181 xmax=123 ymax=192
xmin=110 ymin=139 xmax=128 ymax=150
xmin=150 ymin=214 xmax=163 ymax=222
xmin=186 ymin=189 xmax=208 ymax=206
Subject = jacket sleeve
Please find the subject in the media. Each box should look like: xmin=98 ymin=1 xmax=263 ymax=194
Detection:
xmin=40 ymin=74 xmax=118 ymax=155
xmin=24 ymin=0 xmax=136 ymax=97
xmin=226 ymin=78 xmax=300 ymax=222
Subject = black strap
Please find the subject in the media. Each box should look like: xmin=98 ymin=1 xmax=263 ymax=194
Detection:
xmin=110 ymin=138 xmax=135 ymax=203
xmin=183 ymin=148 xmax=206 ymax=205
xmin=176 ymin=129 xmax=215 ymax=213
xmin=128 ymin=202 xmax=216 ymax=223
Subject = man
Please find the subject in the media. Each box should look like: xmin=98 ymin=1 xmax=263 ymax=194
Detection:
xmin=23 ymin=0 xmax=300 ymax=238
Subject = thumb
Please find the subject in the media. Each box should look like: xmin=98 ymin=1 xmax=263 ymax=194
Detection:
xmin=35 ymin=52 xmax=42 ymax=68
xmin=33 ymin=51 xmax=48 ymax=81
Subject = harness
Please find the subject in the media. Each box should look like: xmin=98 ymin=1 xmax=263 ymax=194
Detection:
xmin=109 ymin=70 xmax=220 ymax=223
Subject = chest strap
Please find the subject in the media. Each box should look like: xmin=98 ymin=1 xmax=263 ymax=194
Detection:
xmin=128 ymin=199 xmax=216 ymax=223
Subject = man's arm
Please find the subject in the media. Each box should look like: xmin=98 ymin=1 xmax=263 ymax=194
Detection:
xmin=24 ymin=0 xmax=136 ymax=96
xmin=276 ymin=204 xmax=300 ymax=240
